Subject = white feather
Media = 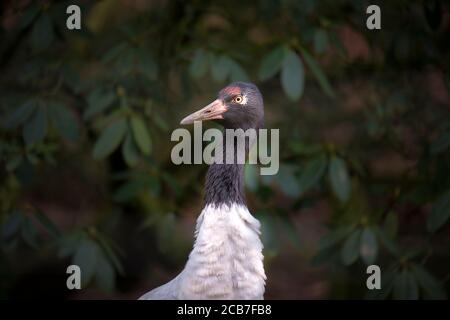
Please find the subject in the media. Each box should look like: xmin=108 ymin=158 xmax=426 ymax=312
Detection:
xmin=139 ymin=203 xmax=266 ymax=300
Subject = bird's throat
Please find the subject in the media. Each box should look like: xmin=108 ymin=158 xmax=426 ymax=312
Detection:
xmin=204 ymin=161 xmax=245 ymax=206
xmin=204 ymin=134 xmax=248 ymax=206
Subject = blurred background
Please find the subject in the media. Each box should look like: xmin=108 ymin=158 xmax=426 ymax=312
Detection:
xmin=1 ymin=0 xmax=450 ymax=300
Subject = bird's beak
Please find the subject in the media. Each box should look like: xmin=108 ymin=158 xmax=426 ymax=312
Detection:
xmin=180 ymin=99 xmax=227 ymax=125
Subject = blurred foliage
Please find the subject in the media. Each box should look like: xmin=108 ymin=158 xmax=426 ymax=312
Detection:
xmin=1 ymin=0 xmax=450 ymax=299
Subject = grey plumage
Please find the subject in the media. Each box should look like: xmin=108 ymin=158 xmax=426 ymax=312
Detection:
xmin=139 ymin=82 xmax=266 ymax=300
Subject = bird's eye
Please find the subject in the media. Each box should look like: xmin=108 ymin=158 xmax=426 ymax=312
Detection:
xmin=233 ymin=95 xmax=243 ymax=104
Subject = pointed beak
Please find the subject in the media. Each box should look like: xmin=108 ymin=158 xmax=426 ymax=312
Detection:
xmin=180 ymin=99 xmax=227 ymax=125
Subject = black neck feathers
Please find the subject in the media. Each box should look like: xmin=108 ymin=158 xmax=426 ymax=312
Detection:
xmin=204 ymin=161 xmax=245 ymax=207
xmin=204 ymin=132 xmax=252 ymax=207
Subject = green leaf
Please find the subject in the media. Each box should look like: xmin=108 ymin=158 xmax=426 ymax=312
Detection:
xmin=300 ymin=48 xmax=335 ymax=98
xmin=276 ymin=164 xmax=301 ymax=197
xmin=359 ymin=227 xmax=378 ymax=265
xmin=23 ymin=105 xmax=47 ymax=145
xmin=115 ymin=48 xmax=135 ymax=75
xmin=376 ymin=227 xmax=400 ymax=256
xmin=259 ymin=46 xmax=285 ymax=81
xmin=34 ymin=210 xmax=61 ymax=239
xmin=19 ymin=4 xmax=40 ymax=29
xmin=329 ymin=156 xmax=351 ymax=203
xmin=21 ymin=217 xmax=38 ymax=248
xmin=48 ymin=102 xmax=79 ymax=141
xmin=431 ymin=132 xmax=450 ymax=154
xmin=95 ymin=253 xmax=115 ymax=292
xmin=366 ymin=269 xmax=395 ymax=300
xmin=427 ymin=191 xmax=450 ymax=232
xmin=317 ymin=226 xmax=353 ymax=251
xmin=57 ymin=232 xmax=83 ymax=257
xmin=73 ymin=238 xmax=99 ymax=286
xmin=281 ymin=49 xmax=304 ymax=101
xmin=153 ymin=112 xmax=169 ymax=132
xmin=96 ymin=234 xmax=124 ymax=275
xmin=289 ymin=141 xmax=322 ymax=156
xmin=314 ymin=29 xmax=329 ymax=54
xmin=189 ymin=49 xmax=209 ymax=79
xmin=341 ymin=229 xmax=361 ymax=265
xmin=162 ymin=173 xmax=182 ymax=197
xmin=3 ymin=100 xmax=36 ymax=129
xmin=113 ymin=179 xmax=145 ymax=202
xmin=393 ymin=270 xmax=419 ymax=300
xmin=31 ymin=13 xmax=54 ymax=51
xmin=6 ymin=154 xmax=23 ymax=172
xmin=229 ymin=59 xmax=249 ymax=82
xmin=258 ymin=212 xmax=279 ymax=253
xmin=92 ymin=118 xmax=127 ymax=159
xmin=211 ymin=55 xmax=231 ymax=82
xmin=384 ymin=211 xmax=398 ymax=238
xmin=277 ymin=215 xmax=301 ymax=249
xmin=244 ymin=163 xmax=259 ymax=192
xmin=2 ymin=211 xmax=24 ymax=242
xmin=298 ymin=154 xmax=327 ymax=195
xmin=102 ymin=43 xmax=128 ymax=63
xmin=411 ymin=265 xmax=447 ymax=299
xmin=122 ymin=131 xmax=139 ymax=167
xmin=130 ymin=116 xmax=152 ymax=155
xmin=84 ymin=89 xmax=116 ymax=120
xmin=139 ymin=50 xmax=158 ymax=81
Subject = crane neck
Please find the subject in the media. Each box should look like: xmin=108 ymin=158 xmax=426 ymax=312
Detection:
xmin=204 ymin=129 xmax=256 ymax=207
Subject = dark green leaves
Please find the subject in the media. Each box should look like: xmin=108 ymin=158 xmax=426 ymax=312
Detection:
xmin=259 ymin=45 xmax=335 ymax=100
xmin=228 ymin=59 xmax=249 ymax=82
xmin=411 ymin=265 xmax=447 ymax=299
xmin=23 ymin=104 xmax=47 ymax=145
xmin=34 ymin=210 xmax=61 ymax=239
xmin=74 ymin=237 xmax=100 ymax=287
xmin=4 ymin=100 xmax=78 ymax=144
xmin=276 ymin=164 xmax=301 ymax=197
xmin=130 ymin=116 xmax=152 ymax=155
xmin=259 ymin=46 xmax=306 ymax=100
xmin=93 ymin=118 xmax=127 ymax=159
xmin=369 ymin=265 xmax=446 ymax=300
xmin=244 ymin=163 xmax=259 ymax=192
xmin=259 ymin=46 xmax=285 ymax=81
xmin=189 ymin=49 xmax=210 ymax=79
xmin=341 ymin=229 xmax=361 ymax=265
xmin=30 ymin=13 xmax=54 ymax=51
xmin=211 ymin=55 xmax=231 ymax=82
xmin=329 ymin=156 xmax=351 ymax=203
xmin=3 ymin=101 xmax=36 ymax=129
xmin=431 ymin=132 xmax=450 ymax=154
xmin=48 ymin=102 xmax=79 ymax=141
xmin=138 ymin=50 xmax=158 ymax=81
xmin=326 ymin=227 xmax=379 ymax=266
xmin=84 ymin=89 xmax=116 ymax=120
xmin=2 ymin=210 xmax=59 ymax=248
xmin=2 ymin=211 xmax=24 ymax=242
xmin=190 ymin=51 xmax=249 ymax=82
xmin=281 ymin=49 xmax=305 ymax=101
xmin=359 ymin=227 xmax=378 ymax=264
xmin=427 ymin=191 xmax=450 ymax=232
xmin=314 ymin=29 xmax=329 ymax=54
xmin=300 ymin=48 xmax=335 ymax=98
xmin=393 ymin=270 xmax=419 ymax=300
xmin=298 ymin=154 xmax=327 ymax=195
xmin=59 ymin=230 xmax=123 ymax=292
xmin=122 ymin=132 xmax=139 ymax=167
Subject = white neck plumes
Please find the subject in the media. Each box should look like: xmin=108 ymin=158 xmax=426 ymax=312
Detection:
xmin=139 ymin=203 xmax=266 ymax=300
